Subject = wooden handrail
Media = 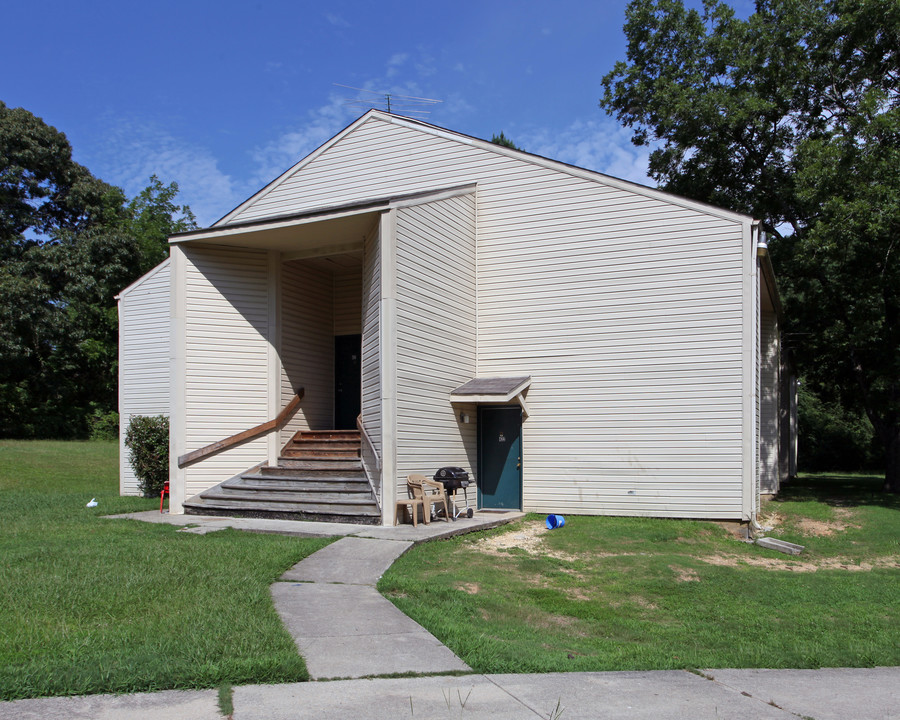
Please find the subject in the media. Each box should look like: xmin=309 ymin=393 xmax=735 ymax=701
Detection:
xmin=178 ymin=388 xmax=305 ymax=468
xmin=357 ymin=414 xmax=381 ymax=470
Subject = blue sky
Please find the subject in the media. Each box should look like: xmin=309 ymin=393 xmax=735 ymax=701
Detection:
xmin=2 ymin=0 xmax=749 ymax=226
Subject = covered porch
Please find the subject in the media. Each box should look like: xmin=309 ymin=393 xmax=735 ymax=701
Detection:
xmin=167 ymin=186 xmax=479 ymax=526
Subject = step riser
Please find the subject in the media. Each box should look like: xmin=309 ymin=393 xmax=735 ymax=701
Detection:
xmin=293 ymin=431 xmax=360 ymax=441
xmin=276 ymin=460 xmax=362 ymax=471
xmin=184 ymin=505 xmax=380 ymax=525
xmin=223 ymin=478 xmax=372 ymax=490
xmin=233 ymin=486 xmax=372 ymax=495
xmin=282 ymin=451 xmax=361 ymax=460
xmin=284 ymin=441 xmax=360 ymax=451
xmin=186 ymin=498 xmax=379 ymax=515
xmin=206 ymin=490 xmax=375 ymax=504
xmin=237 ymin=477 xmax=369 ymax=489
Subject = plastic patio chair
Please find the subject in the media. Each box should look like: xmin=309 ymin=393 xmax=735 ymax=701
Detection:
xmin=406 ymin=474 xmax=450 ymax=524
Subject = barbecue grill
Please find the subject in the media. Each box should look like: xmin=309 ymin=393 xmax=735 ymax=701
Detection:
xmin=434 ymin=466 xmax=473 ymax=519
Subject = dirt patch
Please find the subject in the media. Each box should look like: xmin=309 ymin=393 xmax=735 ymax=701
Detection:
xmin=566 ymin=587 xmax=593 ymax=601
xmin=756 ymin=510 xmax=784 ymax=531
xmin=670 ymin=565 xmax=700 ymax=582
xmin=457 ymin=582 xmax=480 ymax=595
xmin=560 ymin=568 xmax=591 ymax=582
xmin=703 ymin=553 xmax=900 ymax=573
xmin=795 ymin=517 xmax=847 ymax=536
xmin=538 ymin=614 xmax=585 ymax=633
xmin=629 ymin=595 xmax=659 ymax=610
xmin=475 ymin=520 xmax=578 ymax=561
xmin=790 ymin=508 xmax=861 ymax=537
xmin=713 ymin=521 xmax=750 ymax=540
xmin=607 ymin=595 xmax=660 ymax=610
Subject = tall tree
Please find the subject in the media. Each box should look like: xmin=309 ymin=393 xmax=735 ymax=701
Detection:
xmin=126 ymin=174 xmax=197 ymax=274
xmin=0 ymin=103 xmax=195 ymax=437
xmin=0 ymin=101 xmax=124 ymax=257
xmin=600 ymin=0 xmax=900 ymax=490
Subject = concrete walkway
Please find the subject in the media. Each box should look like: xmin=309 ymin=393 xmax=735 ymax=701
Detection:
xmin=273 ymin=535 xmax=470 ymax=678
xmin=105 ymin=508 xmax=524 ymax=543
xmin=4 ymin=668 xmax=898 ymax=719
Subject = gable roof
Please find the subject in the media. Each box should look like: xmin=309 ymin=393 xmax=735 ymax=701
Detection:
xmin=115 ymin=257 xmax=170 ymax=301
xmin=214 ymin=110 xmax=752 ymax=229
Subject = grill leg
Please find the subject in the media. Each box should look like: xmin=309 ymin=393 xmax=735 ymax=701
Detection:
xmin=462 ymin=487 xmax=473 ymax=518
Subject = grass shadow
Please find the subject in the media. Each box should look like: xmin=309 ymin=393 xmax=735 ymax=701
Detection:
xmin=774 ymin=473 xmax=900 ymax=511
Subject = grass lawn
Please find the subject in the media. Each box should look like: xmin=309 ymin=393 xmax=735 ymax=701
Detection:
xmin=0 ymin=440 xmax=333 ymax=701
xmin=380 ymin=473 xmax=900 ymax=673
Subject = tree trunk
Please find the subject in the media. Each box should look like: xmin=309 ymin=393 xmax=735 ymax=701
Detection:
xmin=884 ymin=427 xmax=900 ymax=493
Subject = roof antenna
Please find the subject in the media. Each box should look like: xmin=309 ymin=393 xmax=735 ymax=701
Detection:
xmin=334 ymin=84 xmax=442 ymax=119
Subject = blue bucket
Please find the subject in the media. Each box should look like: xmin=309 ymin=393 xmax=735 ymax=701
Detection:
xmin=546 ymin=514 xmax=565 ymax=529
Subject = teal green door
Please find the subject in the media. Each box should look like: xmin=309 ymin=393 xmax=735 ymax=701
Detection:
xmin=478 ymin=406 xmax=522 ymax=510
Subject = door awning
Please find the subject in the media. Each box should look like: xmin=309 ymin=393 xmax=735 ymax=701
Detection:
xmin=449 ymin=376 xmax=532 ymax=417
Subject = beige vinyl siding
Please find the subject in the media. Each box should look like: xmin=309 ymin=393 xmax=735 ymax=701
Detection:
xmin=182 ymin=245 xmax=271 ymax=499
xmin=225 ymin=117 xmax=525 ymax=224
xmin=220 ymin=114 xmax=752 ymax=519
xmin=477 ymin=198 xmax=746 ymax=518
xmin=280 ymin=260 xmax=334 ymax=445
xmin=759 ymin=309 xmax=780 ymax=494
xmin=361 ymin=225 xmax=382 ymax=458
xmin=393 ymin=193 xmax=477 ymax=498
xmin=334 ymin=269 xmax=362 ymax=336
xmin=118 ymin=260 xmax=170 ymax=495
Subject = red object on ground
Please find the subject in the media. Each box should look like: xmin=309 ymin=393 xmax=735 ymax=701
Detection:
xmin=160 ymin=481 xmax=170 ymax=513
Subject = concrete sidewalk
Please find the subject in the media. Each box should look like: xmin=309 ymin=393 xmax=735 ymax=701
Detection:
xmin=273 ymin=535 xmax=470 ymax=678
xmin=4 ymin=668 xmax=898 ymax=719
xmin=106 ymin=508 xmax=525 ymax=542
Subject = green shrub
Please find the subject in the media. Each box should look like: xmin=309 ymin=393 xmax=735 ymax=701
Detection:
xmin=798 ymin=385 xmax=879 ymax=472
xmin=124 ymin=415 xmax=169 ymax=497
xmin=89 ymin=408 xmax=119 ymax=441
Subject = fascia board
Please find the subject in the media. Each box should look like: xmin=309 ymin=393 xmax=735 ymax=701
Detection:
xmin=115 ymin=257 xmax=171 ymax=300
xmin=169 ymin=183 xmax=478 ymax=247
xmin=213 ymin=111 xmax=381 ymax=228
xmin=170 ymin=202 xmax=386 ymax=244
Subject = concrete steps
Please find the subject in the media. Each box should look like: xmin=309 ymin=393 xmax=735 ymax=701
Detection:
xmin=183 ymin=429 xmax=381 ymax=524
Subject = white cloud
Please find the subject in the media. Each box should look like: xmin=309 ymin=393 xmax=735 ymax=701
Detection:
xmin=325 ymin=13 xmax=350 ymax=28
xmin=386 ymin=53 xmax=409 ymax=78
xmin=518 ymin=117 xmax=655 ymax=187
xmin=249 ymin=94 xmax=357 ymax=188
xmin=249 ymin=51 xmax=462 ymax=187
xmin=85 ymin=119 xmax=242 ymax=227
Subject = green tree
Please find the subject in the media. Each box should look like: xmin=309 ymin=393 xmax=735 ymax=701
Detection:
xmin=0 ymin=101 xmax=125 ymax=257
xmin=491 ymin=131 xmax=522 ymax=150
xmin=600 ymin=0 xmax=900 ymax=490
xmin=126 ymin=174 xmax=196 ymax=274
xmin=0 ymin=103 xmax=196 ymax=437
